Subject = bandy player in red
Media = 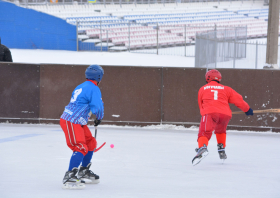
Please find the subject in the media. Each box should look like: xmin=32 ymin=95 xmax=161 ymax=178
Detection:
xmin=192 ymin=69 xmax=253 ymax=166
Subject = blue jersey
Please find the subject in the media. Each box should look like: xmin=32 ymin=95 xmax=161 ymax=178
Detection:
xmin=61 ymin=81 xmax=104 ymax=125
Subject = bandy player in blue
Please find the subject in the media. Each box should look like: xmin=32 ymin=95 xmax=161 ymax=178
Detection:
xmin=60 ymin=65 xmax=104 ymax=189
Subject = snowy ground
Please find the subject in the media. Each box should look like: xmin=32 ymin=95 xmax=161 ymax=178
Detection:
xmin=1 ymin=123 xmax=280 ymax=198
xmin=9 ymin=37 xmax=278 ymax=69
xmin=10 ymin=49 xmax=195 ymax=67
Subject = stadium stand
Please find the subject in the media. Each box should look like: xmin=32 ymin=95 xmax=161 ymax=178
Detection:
xmin=26 ymin=1 xmax=268 ymax=19
xmin=9 ymin=1 xmax=278 ymax=51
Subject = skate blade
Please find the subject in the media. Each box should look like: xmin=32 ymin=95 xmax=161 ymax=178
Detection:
xmin=81 ymin=178 xmax=100 ymax=184
xmin=62 ymin=182 xmax=86 ymax=190
xmin=192 ymin=151 xmax=209 ymax=166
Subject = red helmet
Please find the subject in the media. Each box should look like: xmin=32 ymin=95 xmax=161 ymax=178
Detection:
xmin=205 ymin=69 xmax=222 ymax=83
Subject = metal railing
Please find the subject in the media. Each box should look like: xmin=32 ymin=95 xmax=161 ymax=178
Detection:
xmin=240 ymin=41 xmax=280 ymax=69
xmin=195 ymin=27 xmax=280 ymax=69
xmin=195 ymin=26 xmax=247 ymax=68
xmin=77 ymin=22 xmax=276 ymax=70
xmin=76 ymin=21 xmax=218 ymax=57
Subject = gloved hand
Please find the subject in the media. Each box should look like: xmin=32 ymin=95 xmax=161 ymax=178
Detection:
xmin=94 ymin=118 xmax=102 ymax=126
xmin=245 ymin=108 xmax=253 ymax=116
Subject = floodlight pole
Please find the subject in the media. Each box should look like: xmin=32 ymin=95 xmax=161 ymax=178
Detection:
xmin=265 ymin=0 xmax=280 ymax=69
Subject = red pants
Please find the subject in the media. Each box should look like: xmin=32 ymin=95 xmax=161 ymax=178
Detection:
xmin=60 ymin=118 xmax=97 ymax=156
xmin=198 ymin=113 xmax=231 ymax=141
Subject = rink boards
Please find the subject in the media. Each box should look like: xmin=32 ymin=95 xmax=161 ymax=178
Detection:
xmin=0 ymin=62 xmax=280 ymax=131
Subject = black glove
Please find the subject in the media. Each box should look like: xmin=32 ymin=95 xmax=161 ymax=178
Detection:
xmin=245 ymin=108 xmax=253 ymax=116
xmin=94 ymin=118 xmax=101 ymax=126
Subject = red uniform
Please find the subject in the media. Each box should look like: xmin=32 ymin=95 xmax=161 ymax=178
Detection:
xmin=197 ymin=81 xmax=250 ymax=147
xmin=198 ymin=81 xmax=249 ymax=117
xmin=60 ymin=119 xmax=97 ymax=156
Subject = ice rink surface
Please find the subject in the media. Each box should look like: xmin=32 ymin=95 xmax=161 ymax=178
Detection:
xmin=1 ymin=123 xmax=280 ymax=198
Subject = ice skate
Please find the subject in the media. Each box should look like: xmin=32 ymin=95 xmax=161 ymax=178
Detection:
xmin=78 ymin=162 xmax=100 ymax=184
xmin=217 ymin=143 xmax=227 ymax=163
xmin=62 ymin=167 xmax=85 ymax=190
xmin=192 ymin=144 xmax=209 ymax=166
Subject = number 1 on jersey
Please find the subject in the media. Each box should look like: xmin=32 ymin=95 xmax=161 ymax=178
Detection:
xmin=211 ymin=90 xmax=218 ymax=100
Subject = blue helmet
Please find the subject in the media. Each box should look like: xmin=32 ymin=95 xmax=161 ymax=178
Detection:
xmin=85 ymin=65 xmax=104 ymax=82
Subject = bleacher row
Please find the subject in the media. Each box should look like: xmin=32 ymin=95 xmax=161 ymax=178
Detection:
xmin=80 ymin=17 xmax=274 ymax=49
xmin=124 ymin=36 xmax=189 ymax=48
xmin=27 ymin=1 xmax=268 ymax=18
xmin=76 ymin=18 xmax=263 ymax=30
xmin=66 ymin=16 xmax=120 ymax=23
xmin=77 ymin=8 xmax=270 ymax=46
xmin=26 ymin=1 xmax=274 ymax=50
xmin=123 ymin=11 xmax=231 ymax=19
xmin=66 ymin=8 xmax=268 ymax=23
xmin=69 ymin=8 xmax=269 ymax=25
xmin=87 ymin=22 xmax=269 ymax=50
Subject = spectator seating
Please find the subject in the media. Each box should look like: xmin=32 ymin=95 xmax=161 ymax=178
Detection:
xmin=25 ymin=1 xmax=274 ymax=51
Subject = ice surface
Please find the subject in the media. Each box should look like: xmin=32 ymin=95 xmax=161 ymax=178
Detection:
xmin=1 ymin=123 xmax=280 ymax=198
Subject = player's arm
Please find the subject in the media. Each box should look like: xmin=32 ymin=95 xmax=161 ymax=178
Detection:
xmin=198 ymin=88 xmax=203 ymax=110
xmin=89 ymin=89 xmax=104 ymax=122
xmin=228 ymin=87 xmax=252 ymax=114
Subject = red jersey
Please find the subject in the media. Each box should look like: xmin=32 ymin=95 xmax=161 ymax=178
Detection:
xmin=198 ymin=81 xmax=250 ymax=117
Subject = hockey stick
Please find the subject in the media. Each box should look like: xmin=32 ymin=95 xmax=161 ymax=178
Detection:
xmin=94 ymin=126 xmax=106 ymax=152
xmin=232 ymin=108 xmax=280 ymax=115
xmin=95 ymin=142 xmax=106 ymax=152
xmin=95 ymin=126 xmax=97 ymax=139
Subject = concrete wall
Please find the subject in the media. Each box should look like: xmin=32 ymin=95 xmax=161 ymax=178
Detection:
xmin=1 ymin=62 xmax=280 ymax=132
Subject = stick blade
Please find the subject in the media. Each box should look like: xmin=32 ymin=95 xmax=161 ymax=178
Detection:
xmin=95 ymin=142 xmax=106 ymax=152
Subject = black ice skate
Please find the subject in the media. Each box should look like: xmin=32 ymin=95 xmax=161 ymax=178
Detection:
xmin=78 ymin=162 xmax=100 ymax=184
xmin=217 ymin=143 xmax=227 ymax=162
xmin=62 ymin=167 xmax=85 ymax=190
xmin=192 ymin=144 xmax=209 ymax=166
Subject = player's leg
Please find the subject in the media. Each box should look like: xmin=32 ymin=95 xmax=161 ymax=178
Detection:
xmin=214 ymin=114 xmax=231 ymax=160
xmin=60 ymin=119 xmax=88 ymax=189
xmin=197 ymin=113 xmax=219 ymax=147
xmin=78 ymin=125 xmax=99 ymax=184
xmin=81 ymin=125 xmax=97 ymax=167
xmin=61 ymin=119 xmax=88 ymax=170
xmin=192 ymin=114 xmax=218 ymax=165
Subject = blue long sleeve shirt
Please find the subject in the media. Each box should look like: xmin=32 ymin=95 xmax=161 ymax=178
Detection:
xmin=61 ymin=80 xmax=104 ymax=125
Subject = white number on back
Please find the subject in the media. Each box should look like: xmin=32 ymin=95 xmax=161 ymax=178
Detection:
xmin=70 ymin=88 xmax=82 ymax=103
xmin=211 ymin=90 xmax=218 ymax=100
